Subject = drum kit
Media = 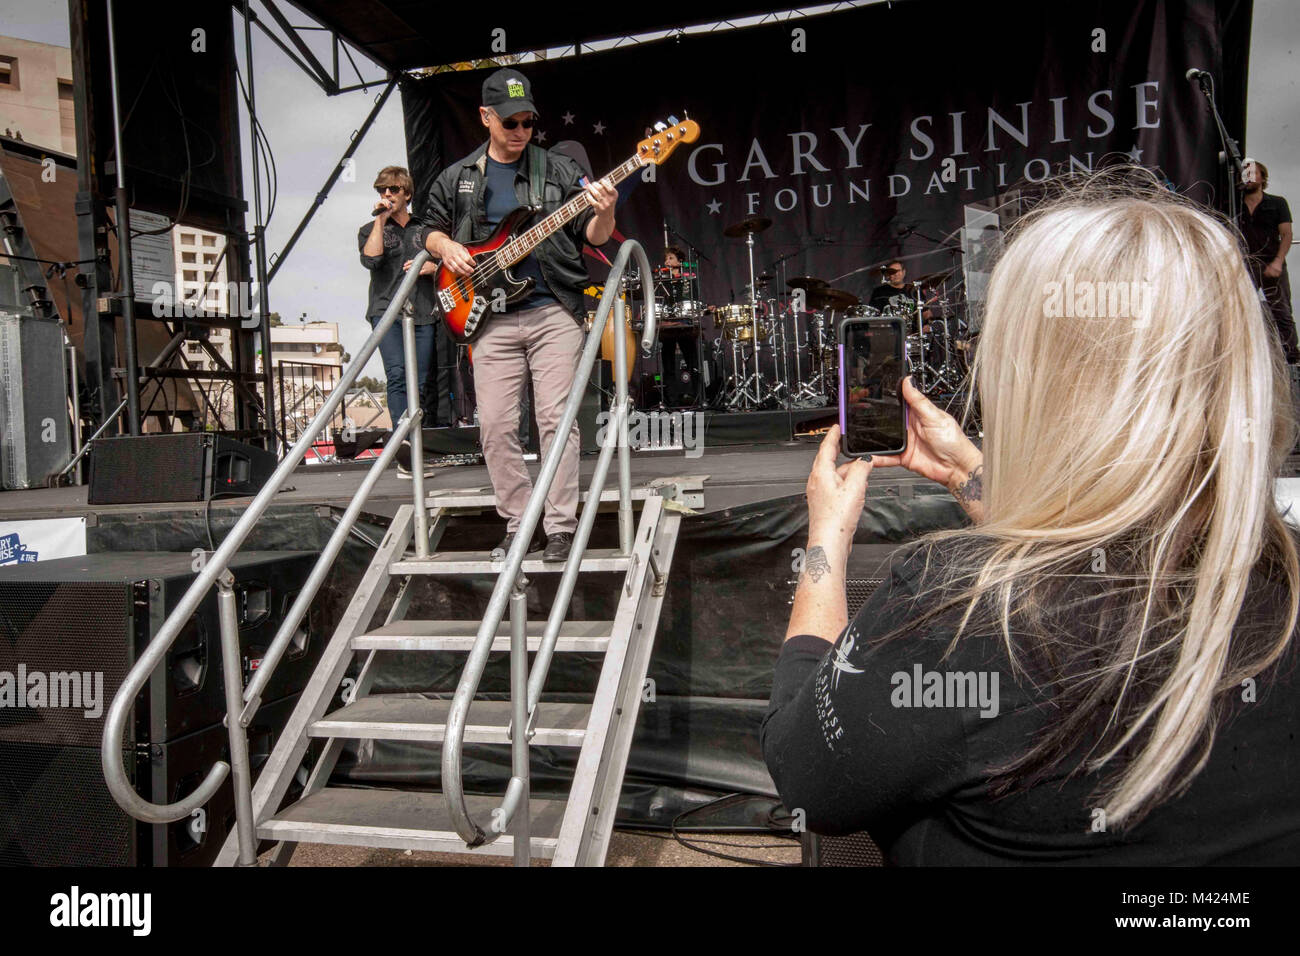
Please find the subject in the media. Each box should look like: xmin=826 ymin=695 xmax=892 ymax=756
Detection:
xmin=585 ymin=216 xmax=976 ymax=414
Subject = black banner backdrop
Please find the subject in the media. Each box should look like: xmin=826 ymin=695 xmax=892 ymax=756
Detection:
xmin=401 ymin=0 xmax=1251 ymax=305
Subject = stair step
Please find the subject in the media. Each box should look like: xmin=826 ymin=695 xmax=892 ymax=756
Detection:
xmin=391 ymin=548 xmax=630 ymax=575
xmin=260 ymin=787 xmax=563 ymax=858
xmin=352 ymin=619 xmax=613 ymax=653
xmin=427 ymin=485 xmax=658 ymax=508
xmin=309 ymin=695 xmax=590 ymax=746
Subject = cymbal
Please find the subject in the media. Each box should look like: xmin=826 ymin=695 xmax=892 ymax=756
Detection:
xmin=806 ymin=288 xmax=860 ymax=310
xmin=915 ymin=266 xmax=959 ymax=286
xmin=723 ymin=216 xmax=772 ymax=238
xmin=756 ymin=272 xmax=773 ymax=283
xmin=787 ymin=275 xmax=828 ymax=291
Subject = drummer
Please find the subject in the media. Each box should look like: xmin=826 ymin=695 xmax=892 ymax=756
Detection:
xmin=870 ymin=260 xmax=934 ymax=328
xmin=663 ymin=245 xmax=686 ymax=277
xmin=658 ymin=245 xmax=701 ymax=406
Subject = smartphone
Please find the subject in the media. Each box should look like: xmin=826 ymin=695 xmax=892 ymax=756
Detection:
xmin=838 ymin=316 xmax=908 ymax=457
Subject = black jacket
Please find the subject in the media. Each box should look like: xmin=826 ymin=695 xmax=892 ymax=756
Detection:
xmin=421 ymin=142 xmax=597 ymax=321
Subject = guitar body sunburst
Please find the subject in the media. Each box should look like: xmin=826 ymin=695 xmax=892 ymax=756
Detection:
xmin=434 ymin=207 xmax=535 ymax=345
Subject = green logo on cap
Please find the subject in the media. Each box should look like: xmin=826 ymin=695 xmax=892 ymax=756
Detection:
xmin=507 ymin=79 xmax=525 ymax=98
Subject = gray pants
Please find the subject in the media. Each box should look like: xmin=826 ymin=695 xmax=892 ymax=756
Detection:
xmin=472 ymin=303 xmax=584 ymax=535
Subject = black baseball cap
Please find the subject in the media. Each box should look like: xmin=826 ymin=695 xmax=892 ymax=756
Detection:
xmin=482 ymin=68 xmax=538 ymax=119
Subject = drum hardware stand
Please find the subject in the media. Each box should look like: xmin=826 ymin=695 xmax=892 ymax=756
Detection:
xmin=912 ymin=282 xmax=930 ymax=394
xmin=767 ymin=296 xmax=794 ymax=409
xmin=791 ymin=309 xmax=833 ymax=407
xmin=732 ymin=231 xmax=783 ymax=409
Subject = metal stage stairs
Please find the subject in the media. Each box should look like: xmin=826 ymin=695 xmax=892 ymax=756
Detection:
xmin=213 ymin=479 xmax=699 ymax=866
xmin=100 ymin=239 xmax=675 ymax=867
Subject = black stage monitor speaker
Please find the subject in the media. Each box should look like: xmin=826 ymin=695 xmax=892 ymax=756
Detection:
xmin=87 ymin=434 xmax=278 ymax=505
xmin=0 ymin=550 xmax=327 ymax=865
xmin=0 ymin=691 xmax=318 ymax=866
xmin=0 ymin=551 xmax=324 ymax=747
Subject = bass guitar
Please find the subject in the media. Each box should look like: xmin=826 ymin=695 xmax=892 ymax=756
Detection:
xmin=435 ymin=116 xmax=700 ymax=344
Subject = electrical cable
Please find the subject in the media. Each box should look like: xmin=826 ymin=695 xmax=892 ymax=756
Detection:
xmin=205 ymin=490 xmax=254 ymax=551
xmin=8 ymin=254 xmax=97 ymax=267
xmin=664 ymin=793 xmax=804 ymax=866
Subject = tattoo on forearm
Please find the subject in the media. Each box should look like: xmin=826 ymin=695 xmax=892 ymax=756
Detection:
xmin=803 ymin=546 xmax=831 ymax=584
xmin=953 ymin=465 xmax=984 ymax=506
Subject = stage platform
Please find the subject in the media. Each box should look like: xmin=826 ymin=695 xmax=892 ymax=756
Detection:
xmin=5 ymin=436 xmax=1299 ymax=527
xmin=0 ymin=437 xmax=956 ymax=523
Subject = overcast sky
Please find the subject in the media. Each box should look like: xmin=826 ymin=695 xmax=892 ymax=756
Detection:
xmin=2 ymin=0 xmax=1297 ymax=380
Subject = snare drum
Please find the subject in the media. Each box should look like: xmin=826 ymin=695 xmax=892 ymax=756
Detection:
xmin=845 ymin=305 xmax=881 ymax=319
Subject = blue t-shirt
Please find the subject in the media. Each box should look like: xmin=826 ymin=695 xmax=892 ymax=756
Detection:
xmin=483 ymin=155 xmax=558 ymax=311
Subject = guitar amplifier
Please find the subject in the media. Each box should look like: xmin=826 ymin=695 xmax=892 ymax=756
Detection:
xmin=87 ymin=433 xmax=277 ymax=505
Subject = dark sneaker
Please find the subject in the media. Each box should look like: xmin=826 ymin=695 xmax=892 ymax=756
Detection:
xmin=491 ymin=528 xmax=546 ymax=560
xmin=543 ymin=532 xmax=574 ymax=563
xmin=394 ymin=439 xmax=412 ymax=471
xmin=396 ymin=439 xmax=436 ymax=479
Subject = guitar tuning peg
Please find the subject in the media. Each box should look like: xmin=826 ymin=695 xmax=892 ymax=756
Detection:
xmin=644 ymin=127 xmax=653 ymax=138
xmin=653 ymin=121 xmax=667 ymax=132
xmin=666 ymin=114 xmax=680 ymax=126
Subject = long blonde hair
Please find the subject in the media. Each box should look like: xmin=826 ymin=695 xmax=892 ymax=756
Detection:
xmin=887 ymin=172 xmax=1299 ymax=828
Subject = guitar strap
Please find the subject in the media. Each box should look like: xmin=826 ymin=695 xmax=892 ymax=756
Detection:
xmin=526 ymin=144 xmax=546 ymax=211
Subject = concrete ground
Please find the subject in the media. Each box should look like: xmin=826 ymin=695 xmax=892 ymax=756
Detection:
xmin=267 ymin=830 xmax=802 ymax=867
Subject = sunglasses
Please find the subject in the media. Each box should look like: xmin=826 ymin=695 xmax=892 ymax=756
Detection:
xmin=376 ymin=185 xmax=403 ymax=195
xmin=490 ymin=112 xmax=536 ymax=130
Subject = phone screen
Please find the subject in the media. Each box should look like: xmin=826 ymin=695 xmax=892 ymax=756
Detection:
xmin=839 ymin=318 xmax=907 ymax=457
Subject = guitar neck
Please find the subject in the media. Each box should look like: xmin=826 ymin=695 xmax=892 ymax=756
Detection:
xmin=497 ymin=154 xmax=644 ymax=266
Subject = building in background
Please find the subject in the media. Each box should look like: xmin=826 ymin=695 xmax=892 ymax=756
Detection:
xmin=0 ymin=35 xmax=75 ymax=155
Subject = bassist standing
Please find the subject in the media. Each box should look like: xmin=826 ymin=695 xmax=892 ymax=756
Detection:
xmin=423 ymin=68 xmax=617 ymax=561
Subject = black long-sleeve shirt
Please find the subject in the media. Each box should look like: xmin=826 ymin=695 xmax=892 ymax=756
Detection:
xmin=761 ymin=541 xmax=1300 ymax=864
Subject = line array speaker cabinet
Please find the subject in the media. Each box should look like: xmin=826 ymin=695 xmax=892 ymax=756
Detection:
xmin=0 ymin=310 xmax=71 ymax=490
xmin=0 ymin=550 xmax=327 ymax=865
xmin=87 ymin=433 xmax=278 ymax=505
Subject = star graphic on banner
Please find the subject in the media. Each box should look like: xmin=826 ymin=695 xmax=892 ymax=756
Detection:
xmin=535 ymin=130 xmax=547 ymax=144
xmin=706 ymin=199 xmax=722 ymax=215
xmin=562 ymin=111 xmax=575 ymax=125
xmin=593 ymin=120 xmax=606 ymax=135
xmin=1128 ymin=145 xmax=1144 ymax=163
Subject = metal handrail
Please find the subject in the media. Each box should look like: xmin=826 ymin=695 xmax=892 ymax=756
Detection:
xmin=101 ymin=250 xmax=433 ymax=826
xmin=441 ymin=239 xmax=657 ymax=850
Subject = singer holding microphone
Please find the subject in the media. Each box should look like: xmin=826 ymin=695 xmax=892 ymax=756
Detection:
xmin=358 ymin=165 xmax=438 ymax=477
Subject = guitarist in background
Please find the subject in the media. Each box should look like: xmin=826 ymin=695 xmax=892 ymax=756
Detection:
xmin=422 ymin=68 xmax=617 ymax=561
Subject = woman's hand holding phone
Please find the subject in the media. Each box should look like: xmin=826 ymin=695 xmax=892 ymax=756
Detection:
xmin=871 ymin=376 xmax=985 ymax=521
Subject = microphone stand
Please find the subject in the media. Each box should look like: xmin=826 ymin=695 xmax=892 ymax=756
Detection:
xmin=1191 ymin=71 xmax=1245 ymax=223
